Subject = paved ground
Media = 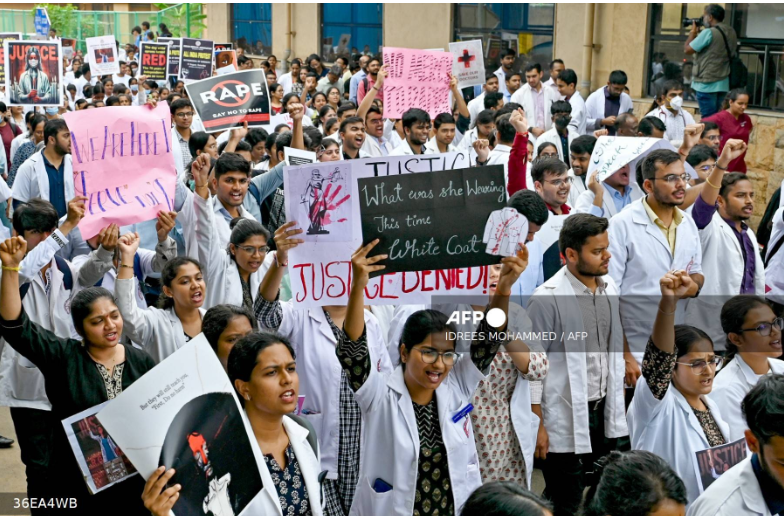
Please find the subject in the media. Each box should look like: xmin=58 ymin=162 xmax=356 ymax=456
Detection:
xmin=0 ymin=407 xmax=27 ymax=515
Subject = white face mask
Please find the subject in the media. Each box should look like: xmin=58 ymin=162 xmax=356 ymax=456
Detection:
xmin=28 ymin=59 xmax=39 ymax=67
xmin=669 ymin=95 xmax=683 ymax=111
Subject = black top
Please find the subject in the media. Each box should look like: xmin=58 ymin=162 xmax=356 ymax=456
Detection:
xmin=0 ymin=310 xmax=155 ymax=514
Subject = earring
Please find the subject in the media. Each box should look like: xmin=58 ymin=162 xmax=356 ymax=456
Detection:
xmin=244 ymin=394 xmax=250 ymax=401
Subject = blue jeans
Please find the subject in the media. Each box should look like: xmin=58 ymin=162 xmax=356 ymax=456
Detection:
xmin=696 ymin=91 xmax=725 ymax=118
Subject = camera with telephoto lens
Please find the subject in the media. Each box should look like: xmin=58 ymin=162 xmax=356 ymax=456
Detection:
xmin=682 ymin=17 xmax=704 ymax=28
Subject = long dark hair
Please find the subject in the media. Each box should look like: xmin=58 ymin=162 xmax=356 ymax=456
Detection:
xmin=228 ymin=217 xmax=270 ymax=264
xmin=202 ymin=305 xmax=257 ymax=353
xmin=157 ymin=257 xmax=203 ymax=310
xmin=722 ymin=88 xmax=749 ymax=111
xmin=720 ymin=295 xmax=771 ymax=361
xmin=399 ymin=310 xmax=456 ymax=368
xmin=461 ymin=481 xmax=552 ymax=515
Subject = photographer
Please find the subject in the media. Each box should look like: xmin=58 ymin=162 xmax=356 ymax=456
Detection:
xmin=684 ymin=4 xmax=738 ymax=117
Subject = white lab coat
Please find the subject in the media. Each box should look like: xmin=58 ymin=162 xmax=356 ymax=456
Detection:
xmin=534 ymin=126 xmax=578 ymax=163
xmin=388 ymin=140 xmax=435 ymax=156
xmin=685 ymin=210 xmax=765 ymax=347
xmin=628 ymin=373 xmax=730 ymax=504
xmin=486 ymin=144 xmax=512 ymax=186
xmin=349 ymin=357 xmax=483 ymax=515
xmin=574 ymin=183 xmax=643 ymax=218
xmin=566 ymin=169 xmax=586 ymax=207
xmin=261 ymin=302 xmax=393 ymax=480
xmin=11 ymin=150 xmax=75 ymax=205
xmin=510 ymin=83 xmax=558 ymax=132
xmin=193 ymin=194 xmax=263 ymax=309
xmin=467 ymin=92 xmax=485 ymax=127
xmin=764 ymin=206 xmax=784 ymax=304
xmin=171 ymin=126 xmax=186 ymax=179
xmin=511 ymin=238 xmax=545 ymax=308
xmin=424 ymin=137 xmax=456 ymax=155
xmin=527 ymin=268 xmax=628 ymax=453
xmin=567 ymin=91 xmax=587 ymax=135
xmin=584 ymin=87 xmax=634 ymax=132
xmin=244 ymin=415 xmax=324 ymax=515
xmin=644 ymin=106 xmax=696 ymax=144
xmin=710 ymin=355 xmax=784 ymax=441
xmin=687 ymin=456 xmax=771 ymax=516
xmin=608 ymin=199 xmax=703 ymax=364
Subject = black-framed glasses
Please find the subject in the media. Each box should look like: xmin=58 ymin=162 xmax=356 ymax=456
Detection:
xmin=175 ymin=112 xmax=195 ymax=119
xmin=413 ymin=347 xmax=460 ymax=366
xmin=544 ymin=177 xmax=574 ymax=187
xmin=650 ymin=173 xmax=691 ymax=185
xmin=739 ymin=317 xmax=784 ymax=337
xmin=237 ymin=245 xmax=269 ymax=255
xmin=675 ymin=356 xmax=722 ymax=375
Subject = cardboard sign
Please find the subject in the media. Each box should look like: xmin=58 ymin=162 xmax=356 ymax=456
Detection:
xmin=86 ymin=35 xmax=119 ymax=76
xmin=4 ymin=40 xmax=62 ymax=107
xmin=157 ymin=37 xmax=180 ymax=78
xmin=382 ymin=46 xmax=453 ymax=119
xmin=358 ymin=166 xmax=506 ymax=276
xmin=285 ymin=152 xmax=495 ymax=308
xmin=449 ymin=39 xmax=485 ymax=88
xmin=0 ymin=33 xmax=21 ymax=85
xmin=694 ymin=438 xmax=748 ymax=493
xmin=179 ymin=38 xmax=214 ymax=82
xmin=62 ymin=103 xmax=176 ymax=238
xmin=139 ymin=42 xmax=169 ymax=81
xmin=185 ymin=69 xmax=270 ymax=133
xmin=587 ymin=136 xmax=697 ymax=183
xmin=97 ymin=337 xmax=264 ymax=516
xmin=62 ymin=401 xmax=138 ymax=494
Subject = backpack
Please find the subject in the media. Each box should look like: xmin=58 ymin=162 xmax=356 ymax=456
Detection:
xmin=715 ymin=26 xmax=748 ymax=89
xmin=248 ymin=181 xmax=261 ymax=206
xmin=20 ymin=255 xmax=72 ymax=300
xmin=362 ymin=77 xmax=369 ymax=94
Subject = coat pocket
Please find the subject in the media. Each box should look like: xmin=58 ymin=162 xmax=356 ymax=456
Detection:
xmin=9 ymin=357 xmax=46 ymax=401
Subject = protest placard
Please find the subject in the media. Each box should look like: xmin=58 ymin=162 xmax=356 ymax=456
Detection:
xmin=62 ymin=102 xmax=176 ymax=238
xmin=86 ymin=35 xmax=119 ymax=76
xmin=0 ymin=33 xmax=20 ymax=85
xmin=284 ymin=147 xmax=317 ymax=166
xmin=449 ymin=39 xmax=485 ymax=88
xmin=4 ymin=40 xmax=62 ymax=107
xmin=214 ymin=42 xmax=233 ymax=51
xmin=382 ymin=47 xmax=453 ymax=119
xmin=283 ymin=152 xmax=509 ymax=308
xmin=63 ymin=401 xmax=138 ymax=494
xmin=180 ymin=38 xmax=214 ymax=82
xmin=693 ymin=438 xmax=748 ymax=493
xmin=215 ymin=49 xmax=237 ymax=74
xmin=286 ymin=162 xmax=352 ymax=243
xmin=586 ymin=136 xmax=697 ymax=183
xmin=157 ymin=37 xmax=180 ymax=78
xmin=185 ymin=69 xmax=270 ymax=133
xmin=358 ymin=166 xmax=505 ymax=276
xmin=97 ymin=336 xmax=264 ymax=516
xmin=138 ymin=42 xmax=169 ymax=81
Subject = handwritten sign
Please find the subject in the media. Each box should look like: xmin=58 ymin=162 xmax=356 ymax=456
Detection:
xmin=157 ymin=37 xmax=180 ymax=78
xmin=449 ymin=40 xmax=485 ymax=88
xmin=179 ymin=38 xmax=213 ymax=82
xmin=587 ymin=136 xmax=696 ymax=183
xmin=285 ymin=152 xmax=498 ymax=308
xmin=358 ymin=166 xmax=506 ymax=276
xmin=138 ymin=42 xmax=168 ymax=81
xmin=63 ymin=103 xmax=176 ymax=239
xmin=382 ymin=46 xmax=453 ymax=119
xmin=86 ymin=35 xmax=119 ymax=76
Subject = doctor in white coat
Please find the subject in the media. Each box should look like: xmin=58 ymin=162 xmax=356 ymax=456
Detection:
xmin=510 ymin=63 xmax=558 ymax=136
xmin=526 ymin=214 xmax=628 ymax=516
xmin=584 ymin=72 xmax=635 ymax=135
xmin=534 ymin=100 xmax=578 ymax=163
xmin=340 ymin=241 xmax=528 ymax=516
xmin=11 ymin=144 xmax=75 ymax=213
xmin=711 ymin=296 xmax=784 ymax=441
xmin=608 ymin=148 xmax=704 ymax=371
xmin=688 ymin=374 xmax=784 ymax=516
xmin=628 ymin=271 xmax=730 ymax=505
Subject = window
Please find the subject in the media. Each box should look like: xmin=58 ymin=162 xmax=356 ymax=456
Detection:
xmin=233 ymin=4 xmax=272 ymax=56
xmin=648 ymin=3 xmax=784 ymax=110
xmin=321 ymin=4 xmax=382 ymax=62
xmin=454 ymin=3 xmax=555 ymax=76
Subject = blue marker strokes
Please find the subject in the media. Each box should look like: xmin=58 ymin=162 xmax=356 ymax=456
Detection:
xmin=70 ymin=132 xmax=83 ymax=164
xmin=88 ymin=193 xmax=95 ymax=215
xmin=104 ymin=189 xmax=120 ymax=206
xmin=130 ymin=122 xmax=135 ymax=156
xmin=101 ymin=126 xmax=108 ymax=160
xmin=96 ymin=192 xmax=106 ymax=212
xmin=115 ymin=187 xmax=127 ymax=204
xmin=135 ymin=196 xmax=146 ymax=208
xmin=155 ymin=179 xmax=171 ymax=210
xmin=81 ymin=171 xmax=87 ymax=197
xmin=161 ymin=119 xmax=170 ymax=152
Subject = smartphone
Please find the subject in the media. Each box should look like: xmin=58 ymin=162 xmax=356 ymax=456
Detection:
xmin=372 ymin=478 xmax=393 ymax=493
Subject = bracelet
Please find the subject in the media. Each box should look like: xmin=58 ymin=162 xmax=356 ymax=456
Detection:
xmin=274 ymin=253 xmax=288 ymax=268
xmin=714 ymin=161 xmax=729 ymax=171
xmin=195 ymin=183 xmax=208 ymax=188
xmin=120 ymin=263 xmax=134 ymax=269
xmin=658 ymin=307 xmax=676 ymax=315
xmin=1 ymin=265 xmax=20 ymax=272
xmin=372 ymin=86 xmax=380 ymax=91
xmin=705 ymin=176 xmax=721 ymax=189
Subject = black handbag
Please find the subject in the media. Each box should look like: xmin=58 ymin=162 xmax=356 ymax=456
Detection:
xmin=715 ymin=26 xmax=748 ymax=89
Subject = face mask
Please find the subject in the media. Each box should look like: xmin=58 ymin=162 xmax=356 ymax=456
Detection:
xmin=131 ymin=85 xmax=138 ymax=93
xmin=555 ymin=116 xmax=570 ymax=130
xmin=28 ymin=59 xmax=39 ymax=67
xmin=669 ymin=95 xmax=683 ymax=111
xmin=45 ymin=107 xmax=58 ymax=116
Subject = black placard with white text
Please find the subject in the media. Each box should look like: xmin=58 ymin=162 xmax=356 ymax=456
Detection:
xmin=157 ymin=37 xmax=180 ymax=78
xmin=179 ymin=38 xmax=214 ymax=81
xmin=139 ymin=42 xmax=168 ymax=81
xmin=184 ymin=69 xmax=271 ymax=133
xmin=358 ymin=166 xmax=506 ymax=277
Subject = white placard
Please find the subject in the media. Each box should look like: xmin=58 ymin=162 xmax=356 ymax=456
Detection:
xmin=86 ymin=35 xmax=120 ymax=76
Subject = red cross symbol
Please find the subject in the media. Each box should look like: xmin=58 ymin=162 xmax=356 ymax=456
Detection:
xmin=458 ymin=49 xmax=475 ymax=68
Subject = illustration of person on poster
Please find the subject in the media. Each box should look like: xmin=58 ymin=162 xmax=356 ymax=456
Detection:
xmin=5 ymin=40 xmax=62 ymax=106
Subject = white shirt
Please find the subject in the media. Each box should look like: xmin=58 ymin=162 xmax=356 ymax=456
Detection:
xmin=567 ymin=91 xmax=587 ymax=135
xmin=423 ymin=137 xmax=455 ymax=155
xmin=388 ymin=140 xmax=434 ymax=156
xmin=467 ymin=92 xmax=485 ymax=127
xmin=644 ymin=105 xmax=696 ymax=143
xmin=112 ymin=73 xmax=130 ymax=87
xmin=687 ymin=456 xmax=772 ymax=516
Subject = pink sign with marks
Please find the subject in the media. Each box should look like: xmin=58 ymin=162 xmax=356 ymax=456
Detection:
xmin=63 ymin=103 xmax=176 ymax=238
xmin=382 ymin=46 xmax=453 ymax=119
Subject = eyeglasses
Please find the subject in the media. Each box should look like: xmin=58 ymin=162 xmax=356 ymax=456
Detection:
xmin=413 ymin=347 xmax=460 ymax=366
xmin=739 ymin=317 xmax=784 ymax=337
xmin=705 ymin=135 xmax=721 ymax=142
xmin=237 ymin=245 xmax=269 ymax=255
xmin=543 ymin=176 xmax=574 ymax=187
xmin=675 ymin=356 xmax=723 ymax=375
xmin=176 ymin=112 xmax=195 ymax=119
xmin=650 ymin=173 xmax=691 ymax=185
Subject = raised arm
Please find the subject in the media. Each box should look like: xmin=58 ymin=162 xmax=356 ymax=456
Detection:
xmin=151 ymin=211 xmax=179 ymax=273
xmin=450 ymin=74 xmax=470 ymax=120
xmin=223 ymin=123 xmax=249 ymax=154
xmin=357 ymin=66 xmax=386 ymax=121
xmin=76 ymin=224 xmax=118 ymax=287
xmin=116 ymin=232 xmax=157 ymax=348
xmin=289 ymin=102 xmax=305 ymax=151
xmin=254 ymin=221 xmax=304 ymax=331
xmin=506 ymin=108 xmax=530 ymax=196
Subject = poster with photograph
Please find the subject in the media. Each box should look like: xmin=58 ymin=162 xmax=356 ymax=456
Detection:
xmin=214 ymin=42 xmax=233 ymax=52
xmin=185 ymin=69 xmax=270 ymax=133
xmin=214 ymin=49 xmax=237 ymax=74
xmin=285 ymin=162 xmax=352 ymax=243
xmin=179 ymin=38 xmax=214 ymax=82
xmin=4 ymin=40 xmax=62 ymax=107
xmin=97 ymin=336 xmax=264 ymax=516
xmin=0 ymin=33 xmax=21 ymax=85
xmin=158 ymin=37 xmax=181 ymax=79
xmin=86 ymin=35 xmax=119 ymax=76
xmin=62 ymin=401 xmax=138 ymax=494
xmin=139 ymin=42 xmax=169 ymax=81
xmin=693 ymin=438 xmax=748 ymax=493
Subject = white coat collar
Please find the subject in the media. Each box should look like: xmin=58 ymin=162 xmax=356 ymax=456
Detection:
xmin=307 ymin=307 xmax=338 ymax=343
xmin=739 ymin=456 xmax=772 ymax=515
xmin=670 ymin=384 xmax=729 ymax=445
xmin=629 ymin=198 xmax=674 ymax=253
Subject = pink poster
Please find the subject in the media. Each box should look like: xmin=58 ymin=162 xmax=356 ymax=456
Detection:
xmin=382 ymin=47 xmax=453 ymax=119
xmin=63 ymin=103 xmax=176 ymax=239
